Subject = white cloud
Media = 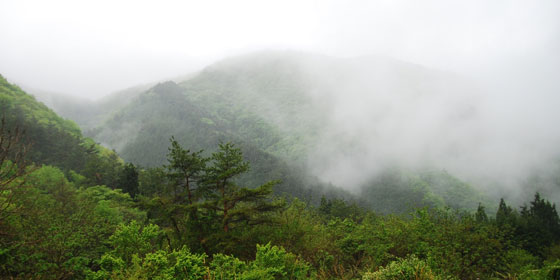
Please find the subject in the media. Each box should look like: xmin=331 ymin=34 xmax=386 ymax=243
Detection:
xmin=0 ymin=0 xmax=558 ymax=98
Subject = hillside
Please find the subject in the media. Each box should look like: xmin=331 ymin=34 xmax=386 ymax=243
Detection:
xmin=1 ymin=64 xmax=559 ymax=279
xmin=82 ymin=51 xmax=488 ymax=211
xmin=26 ymin=83 xmax=153 ymax=132
xmin=87 ymin=80 xmax=348 ymax=201
xmin=0 ymin=74 xmax=125 ymax=188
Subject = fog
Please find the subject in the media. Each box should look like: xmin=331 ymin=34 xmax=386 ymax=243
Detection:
xmin=299 ymin=54 xmax=560 ymax=201
xmin=1 ymin=0 xmax=560 ymax=201
xmin=2 ymin=0 xmax=558 ymax=97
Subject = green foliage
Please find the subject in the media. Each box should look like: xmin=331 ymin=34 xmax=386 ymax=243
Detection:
xmin=107 ymin=221 xmax=162 ymax=265
xmin=422 ymin=213 xmax=508 ymax=278
xmin=494 ymin=194 xmax=560 ymax=260
xmin=89 ymin=246 xmax=208 ymax=280
xmin=503 ymin=249 xmax=539 ymax=276
xmin=140 ymin=140 xmax=285 ymax=258
xmin=496 ymin=198 xmax=517 ymax=228
xmin=85 ymin=74 xmax=346 ymax=206
xmin=362 ymin=255 xmax=440 ymax=280
xmin=0 ymin=165 xmax=126 ymax=279
xmin=88 ymin=221 xmax=207 ymax=280
xmin=518 ymin=193 xmax=560 ymax=257
xmin=168 ymin=247 xmax=208 ymax=279
xmin=319 ymin=196 xmax=366 ymax=221
xmin=165 ymin=136 xmax=207 ymax=204
xmin=359 ymin=169 xmax=489 ymax=214
xmin=0 ymin=75 xmax=80 ymax=136
xmin=81 ymin=148 xmax=123 ymax=189
xmin=118 ymin=163 xmax=139 ymax=198
xmin=203 ymin=142 xmax=283 ymax=234
xmin=210 ymin=253 xmax=247 ymax=279
xmin=245 ymin=242 xmax=312 ymax=280
xmin=138 ymin=167 xmax=167 ymax=196
xmin=78 ymin=185 xmax=145 ymax=224
xmin=359 ymin=169 xmax=437 ymax=214
xmin=475 ymin=203 xmax=489 ymax=223
xmin=3 ymin=71 xmax=560 ymax=279
xmin=0 ymin=75 xmax=127 ymax=188
xmin=517 ymin=260 xmax=560 ymax=280
xmin=4 ymin=160 xmax=560 ymax=280
xmin=419 ymin=170 xmax=489 ymax=211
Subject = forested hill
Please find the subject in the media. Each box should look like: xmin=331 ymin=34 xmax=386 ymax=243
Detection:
xmin=84 ymin=51 xmax=479 ymax=167
xmin=3 ymin=73 xmax=348 ymax=203
xmin=26 ymin=82 xmax=153 ymax=132
xmin=1 ymin=66 xmax=560 ymax=279
xmin=82 ymin=51 xmax=490 ymax=212
xmin=0 ymin=74 xmax=124 ymax=187
xmin=87 ymin=79 xmax=348 ymax=202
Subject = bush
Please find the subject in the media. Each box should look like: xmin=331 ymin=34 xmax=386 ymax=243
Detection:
xmin=243 ymin=243 xmax=313 ymax=280
xmin=518 ymin=260 xmax=560 ymax=280
xmin=362 ymin=255 xmax=440 ymax=280
xmin=210 ymin=254 xmax=246 ymax=280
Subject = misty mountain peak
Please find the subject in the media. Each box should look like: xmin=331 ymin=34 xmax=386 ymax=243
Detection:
xmin=150 ymin=81 xmax=182 ymax=96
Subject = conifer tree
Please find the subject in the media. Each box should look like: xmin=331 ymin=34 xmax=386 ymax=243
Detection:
xmin=118 ymin=162 xmax=139 ymax=198
xmin=165 ymin=137 xmax=207 ymax=204
xmin=202 ymin=142 xmax=282 ymax=233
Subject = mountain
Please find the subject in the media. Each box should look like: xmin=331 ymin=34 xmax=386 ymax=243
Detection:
xmin=358 ymin=168 xmax=491 ymax=214
xmin=0 ymin=74 xmax=123 ymax=188
xmin=26 ymin=83 xmax=153 ymax=132
xmin=86 ymin=79 xmax=348 ymax=201
xmin=26 ymin=71 xmax=202 ymax=133
xmin=91 ymin=51 xmax=479 ymax=164
xmin=1 ymin=73 xmax=558 ymax=280
xmin=79 ymin=51 xmax=489 ymax=210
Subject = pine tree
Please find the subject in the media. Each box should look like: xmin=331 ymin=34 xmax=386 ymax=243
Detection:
xmin=165 ymin=137 xmax=207 ymax=204
xmin=475 ymin=203 xmax=488 ymax=223
xmin=151 ymin=137 xmax=208 ymax=250
xmin=202 ymin=142 xmax=282 ymax=233
xmin=519 ymin=192 xmax=560 ymax=256
xmin=118 ymin=162 xmax=139 ymax=198
xmin=496 ymin=198 xmax=516 ymax=227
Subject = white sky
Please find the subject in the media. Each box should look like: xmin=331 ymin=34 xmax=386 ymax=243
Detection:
xmin=0 ymin=0 xmax=559 ymax=98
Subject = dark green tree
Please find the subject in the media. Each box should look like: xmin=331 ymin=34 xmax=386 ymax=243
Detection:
xmin=496 ymin=198 xmax=517 ymax=228
xmin=160 ymin=137 xmax=210 ymax=251
xmin=82 ymin=149 xmax=123 ymax=188
xmin=476 ymin=203 xmax=489 ymax=223
xmin=203 ymin=142 xmax=282 ymax=233
xmin=318 ymin=195 xmax=332 ymax=217
xmin=118 ymin=163 xmax=139 ymax=198
xmin=165 ymin=137 xmax=207 ymax=204
xmin=518 ymin=192 xmax=560 ymax=257
xmin=141 ymin=138 xmax=208 ymax=251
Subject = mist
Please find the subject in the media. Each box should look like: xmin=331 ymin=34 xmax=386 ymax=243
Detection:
xmin=2 ymin=0 xmax=558 ymax=97
xmin=301 ymin=54 xmax=560 ymax=202
xmin=1 ymin=0 xmax=560 ymax=202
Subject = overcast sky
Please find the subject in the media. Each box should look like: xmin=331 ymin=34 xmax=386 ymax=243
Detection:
xmin=1 ymin=0 xmax=559 ymax=99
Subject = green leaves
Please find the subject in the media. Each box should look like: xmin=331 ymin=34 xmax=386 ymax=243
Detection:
xmin=210 ymin=253 xmax=247 ymax=279
xmin=108 ymin=221 xmax=162 ymax=265
xmin=363 ymin=255 xmax=439 ymax=280
xmin=205 ymin=142 xmax=249 ymax=186
xmin=166 ymin=137 xmax=207 ymax=204
xmin=90 ymin=245 xmax=208 ymax=280
xmin=240 ymin=243 xmax=311 ymax=280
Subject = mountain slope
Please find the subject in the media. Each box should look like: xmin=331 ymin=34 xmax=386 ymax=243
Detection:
xmin=0 ymin=74 xmax=123 ymax=187
xmin=88 ymin=79 xmax=347 ymax=201
xmin=26 ymin=83 xmax=153 ymax=132
xmin=83 ymin=51 xmax=490 ymax=210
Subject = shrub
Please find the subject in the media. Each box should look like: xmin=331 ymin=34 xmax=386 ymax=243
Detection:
xmin=362 ymin=255 xmax=440 ymax=280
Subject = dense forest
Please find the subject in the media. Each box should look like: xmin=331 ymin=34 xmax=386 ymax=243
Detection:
xmin=2 ymin=58 xmax=560 ymax=280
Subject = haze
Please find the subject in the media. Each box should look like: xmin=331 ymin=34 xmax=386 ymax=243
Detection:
xmin=1 ymin=0 xmax=558 ymax=98
xmin=1 ymin=0 xmax=560 ymax=203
